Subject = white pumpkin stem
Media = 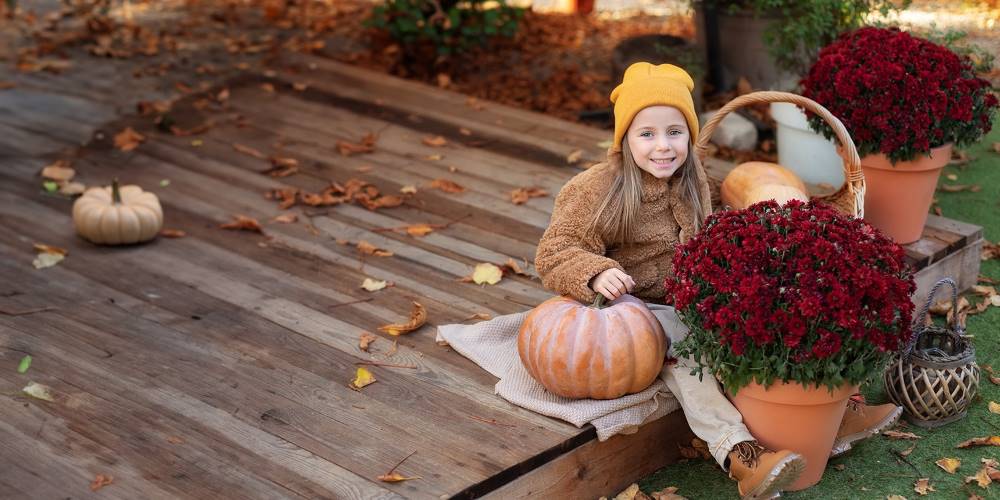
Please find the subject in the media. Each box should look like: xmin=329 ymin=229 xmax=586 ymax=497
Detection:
xmin=111 ymin=178 xmax=122 ymax=204
xmin=592 ymin=294 xmax=606 ymax=309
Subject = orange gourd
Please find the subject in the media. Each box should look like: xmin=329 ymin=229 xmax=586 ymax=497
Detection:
xmin=720 ymin=161 xmax=809 ymax=210
xmin=518 ymin=294 xmax=667 ymax=400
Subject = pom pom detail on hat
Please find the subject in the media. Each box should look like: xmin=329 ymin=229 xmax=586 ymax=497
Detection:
xmin=609 ymin=62 xmax=699 ymax=151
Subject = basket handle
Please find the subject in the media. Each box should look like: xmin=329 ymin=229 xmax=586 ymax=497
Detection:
xmin=902 ymin=277 xmax=964 ymax=358
xmin=693 ymin=91 xmax=864 ymax=218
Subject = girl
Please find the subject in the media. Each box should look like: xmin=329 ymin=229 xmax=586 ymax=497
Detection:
xmin=535 ymin=62 xmax=800 ymax=500
xmin=535 ymin=62 xmax=901 ymax=499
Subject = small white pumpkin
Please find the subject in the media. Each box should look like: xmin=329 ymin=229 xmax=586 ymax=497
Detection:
xmin=73 ymin=179 xmax=163 ymax=245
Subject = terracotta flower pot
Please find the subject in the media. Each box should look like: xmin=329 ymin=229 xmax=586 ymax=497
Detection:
xmin=855 ymin=143 xmax=953 ymax=244
xmin=730 ymin=381 xmax=858 ymax=490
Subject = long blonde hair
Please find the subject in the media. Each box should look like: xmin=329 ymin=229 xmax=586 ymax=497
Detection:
xmin=589 ymin=138 xmax=706 ymax=247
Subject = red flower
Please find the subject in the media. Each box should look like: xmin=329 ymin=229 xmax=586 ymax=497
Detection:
xmin=665 ymin=201 xmax=917 ymax=391
xmin=800 ymin=27 xmax=998 ymax=163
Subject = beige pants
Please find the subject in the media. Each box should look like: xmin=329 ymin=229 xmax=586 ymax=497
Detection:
xmin=649 ymin=304 xmax=755 ymax=469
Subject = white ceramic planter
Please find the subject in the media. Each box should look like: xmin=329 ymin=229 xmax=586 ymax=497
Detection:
xmin=770 ymin=102 xmax=845 ymax=188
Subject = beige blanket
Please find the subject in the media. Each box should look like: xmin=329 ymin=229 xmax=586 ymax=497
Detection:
xmin=436 ymin=303 xmax=683 ymax=441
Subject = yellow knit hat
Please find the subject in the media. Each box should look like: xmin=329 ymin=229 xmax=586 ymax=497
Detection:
xmin=609 ymin=62 xmax=698 ymax=152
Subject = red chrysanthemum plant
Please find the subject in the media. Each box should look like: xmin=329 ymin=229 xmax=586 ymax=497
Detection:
xmin=665 ymin=200 xmax=917 ymax=392
xmin=800 ymin=27 xmax=998 ymax=164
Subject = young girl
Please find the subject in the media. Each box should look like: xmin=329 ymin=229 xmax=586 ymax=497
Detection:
xmin=536 ymin=62 xmax=900 ymax=499
xmin=537 ymin=62 xmax=798 ymax=499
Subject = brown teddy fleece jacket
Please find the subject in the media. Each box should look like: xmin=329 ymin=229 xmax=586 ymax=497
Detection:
xmin=536 ymin=150 xmax=712 ymax=305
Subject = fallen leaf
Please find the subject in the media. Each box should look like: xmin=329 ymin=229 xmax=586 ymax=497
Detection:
xmin=356 ymin=165 xmax=373 ymax=173
xmin=422 ymin=135 xmax=448 ymax=147
xmin=169 ymin=122 xmax=212 ymax=137
xmin=510 ymin=186 xmax=548 ymax=205
xmin=886 ymin=496 xmax=907 ymax=500
xmin=361 ymin=278 xmax=387 ymax=292
xmin=114 ymin=127 xmax=146 ymax=151
xmin=464 ymin=312 xmax=492 ymax=321
xmin=913 ymin=478 xmax=934 ymax=495
xmin=612 ymin=483 xmax=642 ymax=500
xmin=985 ymin=365 xmax=1000 ymax=385
xmin=136 ymin=100 xmax=171 ymax=115
xmin=429 ymin=178 xmax=465 ymax=193
xmin=357 ymin=240 xmax=393 ymax=257
xmin=965 ymin=467 xmax=992 ymax=488
xmin=649 ymin=486 xmax=687 ymax=500
xmin=59 ymin=182 xmax=86 ymax=196
xmin=991 ymin=402 xmax=1000 ymax=415
xmin=159 ymin=229 xmax=186 ymax=238
xmin=336 ymin=132 xmax=377 ymax=156
xmin=233 ymin=143 xmax=267 ymax=159
xmin=459 ymin=127 xmax=472 ymax=136
xmin=899 ymin=443 xmax=917 ymax=457
xmin=292 ymin=82 xmax=308 ymax=91
xmin=946 ymin=173 xmax=958 ymax=181
xmin=359 ymin=332 xmax=378 ymax=352
xmin=677 ymin=438 xmax=712 ymax=460
xmin=566 ymin=149 xmax=583 ymax=164
xmin=404 ymin=224 xmax=435 ymax=237
xmin=377 ymin=471 xmax=420 ymax=483
xmin=40 ymin=161 xmax=75 ymax=182
xmin=216 ymin=88 xmax=230 ymax=102
xmin=349 ymin=366 xmax=376 ymax=390
xmin=472 ymin=263 xmax=503 ymax=285
xmin=261 ymin=83 xmax=275 ymax=93
xmin=42 ymin=181 xmax=59 ymax=193
xmin=883 ymin=430 xmax=922 ymax=440
xmin=436 ymin=73 xmax=451 ymax=88
xmin=263 ymin=157 xmax=299 ymax=177
xmin=17 ymin=355 xmax=32 ymax=374
xmin=33 ymin=243 xmax=67 ymax=255
xmin=378 ymin=302 xmax=427 ymax=335
xmin=272 ymin=214 xmax=298 ymax=224
xmin=465 ymin=97 xmax=485 ymax=111
xmin=22 ymin=381 xmax=54 ymax=401
xmin=425 ymin=154 xmax=443 ymax=161
xmin=957 ymin=436 xmax=1000 ymax=448
xmin=219 ymin=215 xmax=264 ymax=233
xmin=400 ymin=185 xmax=417 ymax=194
xmin=90 ymin=474 xmax=113 ymax=492
xmin=32 ymin=252 xmax=64 ymax=269
xmin=833 ymin=463 xmax=846 ymax=470
xmin=939 ymin=184 xmax=981 ymax=193
xmin=937 ymin=457 xmax=961 ymax=473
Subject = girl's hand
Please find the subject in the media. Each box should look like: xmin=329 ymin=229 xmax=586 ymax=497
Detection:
xmin=590 ymin=268 xmax=635 ymax=301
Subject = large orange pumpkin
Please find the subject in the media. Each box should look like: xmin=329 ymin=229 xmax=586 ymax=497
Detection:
xmin=720 ymin=161 xmax=809 ymax=210
xmin=517 ymin=294 xmax=667 ymax=400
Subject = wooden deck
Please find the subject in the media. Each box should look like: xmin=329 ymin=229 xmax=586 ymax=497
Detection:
xmin=0 ymin=47 xmax=980 ymax=499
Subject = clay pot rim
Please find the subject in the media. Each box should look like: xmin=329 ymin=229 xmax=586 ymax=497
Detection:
xmin=736 ymin=380 xmax=859 ymax=405
xmin=856 ymin=143 xmax=954 ymax=172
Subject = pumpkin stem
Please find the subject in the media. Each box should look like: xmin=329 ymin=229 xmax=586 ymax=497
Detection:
xmin=592 ymin=294 xmax=606 ymax=309
xmin=111 ymin=178 xmax=122 ymax=204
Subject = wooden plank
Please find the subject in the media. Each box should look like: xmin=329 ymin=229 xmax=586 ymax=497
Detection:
xmin=481 ymin=411 xmax=695 ymax=499
xmin=911 ymin=238 xmax=984 ymax=309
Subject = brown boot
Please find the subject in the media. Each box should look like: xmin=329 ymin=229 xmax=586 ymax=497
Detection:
xmin=727 ymin=441 xmax=805 ymax=500
xmin=830 ymin=397 xmax=903 ymax=457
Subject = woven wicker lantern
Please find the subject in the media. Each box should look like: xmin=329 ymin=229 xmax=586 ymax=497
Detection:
xmin=884 ymin=278 xmax=980 ymax=428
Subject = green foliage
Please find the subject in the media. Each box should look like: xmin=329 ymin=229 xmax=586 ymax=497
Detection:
xmin=699 ymin=0 xmax=910 ymax=74
xmin=917 ymin=24 xmax=995 ymax=75
xmin=367 ymin=0 xmax=524 ymax=58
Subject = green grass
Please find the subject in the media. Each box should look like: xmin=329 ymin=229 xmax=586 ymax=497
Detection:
xmin=640 ymin=120 xmax=1000 ymax=499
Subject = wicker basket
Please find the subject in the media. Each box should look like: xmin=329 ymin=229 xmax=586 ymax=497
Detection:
xmin=694 ymin=91 xmax=866 ymax=218
xmin=884 ymin=278 xmax=980 ymax=428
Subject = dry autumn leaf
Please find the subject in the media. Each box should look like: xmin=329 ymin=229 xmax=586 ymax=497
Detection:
xmin=883 ymin=430 xmax=922 ymax=440
xmin=985 ymin=365 xmax=1000 ymax=386
xmin=114 ymin=127 xmax=146 ymax=151
xmin=939 ymin=184 xmax=982 ymax=193
xmin=510 ymin=187 xmax=548 ymax=205
xmin=937 ymin=457 xmax=961 ymax=473
xmin=220 ymin=215 xmax=264 ymax=233
xmin=59 ymin=182 xmax=86 ymax=196
xmin=349 ymin=366 xmax=376 ymax=391
xmin=464 ymin=312 xmax=492 ymax=321
xmin=566 ymin=149 xmax=583 ymax=164
xmin=400 ymin=185 xmax=417 ymax=194
xmin=422 ymin=135 xmax=448 ymax=147
xmin=336 ymin=132 xmax=377 ymax=156
xmin=159 ymin=228 xmax=186 ymax=238
xmin=472 ymin=263 xmax=503 ymax=285
xmin=33 ymin=243 xmax=67 ymax=255
xmin=426 ymin=154 xmax=443 ymax=161
xmin=357 ymin=240 xmax=393 ymax=257
xmin=913 ymin=478 xmax=934 ymax=495
xmin=649 ymin=486 xmax=688 ymax=500
xmin=361 ymin=278 xmax=387 ymax=292
xmin=272 ymin=214 xmax=298 ymax=224
xmin=359 ymin=332 xmax=378 ymax=352
xmin=377 ymin=471 xmax=421 ymax=483
xmin=404 ymin=224 xmax=435 ymax=237
xmin=459 ymin=127 xmax=472 ymax=136
xmin=429 ymin=178 xmax=465 ymax=193
xmin=886 ymin=496 xmax=906 ymax=500
xmin=233 ymin=143 xmax=266 ymax=159
xmin=40 ymin=160 xmax=75 ymax=182
xmin=957 ymin=436 xmax=1000 ymax=448
xmin=378 ymin=302 xmax=427 ymax=336
xmin=22 ymin=381 xmax=54 ymax=401
xmin=90 ymin=474 xmax=113 ymax=492
xmin=965 ymin=466 xmax=993 ymax=488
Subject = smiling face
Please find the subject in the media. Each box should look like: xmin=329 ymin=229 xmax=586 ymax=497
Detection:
xmin=625 ymin=106 xmax=690 ymax=179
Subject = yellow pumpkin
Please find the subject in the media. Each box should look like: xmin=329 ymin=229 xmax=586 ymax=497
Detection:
xmin=518 ymin=294 xmax=667 ymax=400
xmin=720 ymin=161 xmax=809 ymax=210
xmin=73 ymin=179 xmax=163 ymax=245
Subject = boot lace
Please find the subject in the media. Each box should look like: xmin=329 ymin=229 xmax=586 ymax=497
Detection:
xmin=732 ymin=440 xmax=767 ymax=468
